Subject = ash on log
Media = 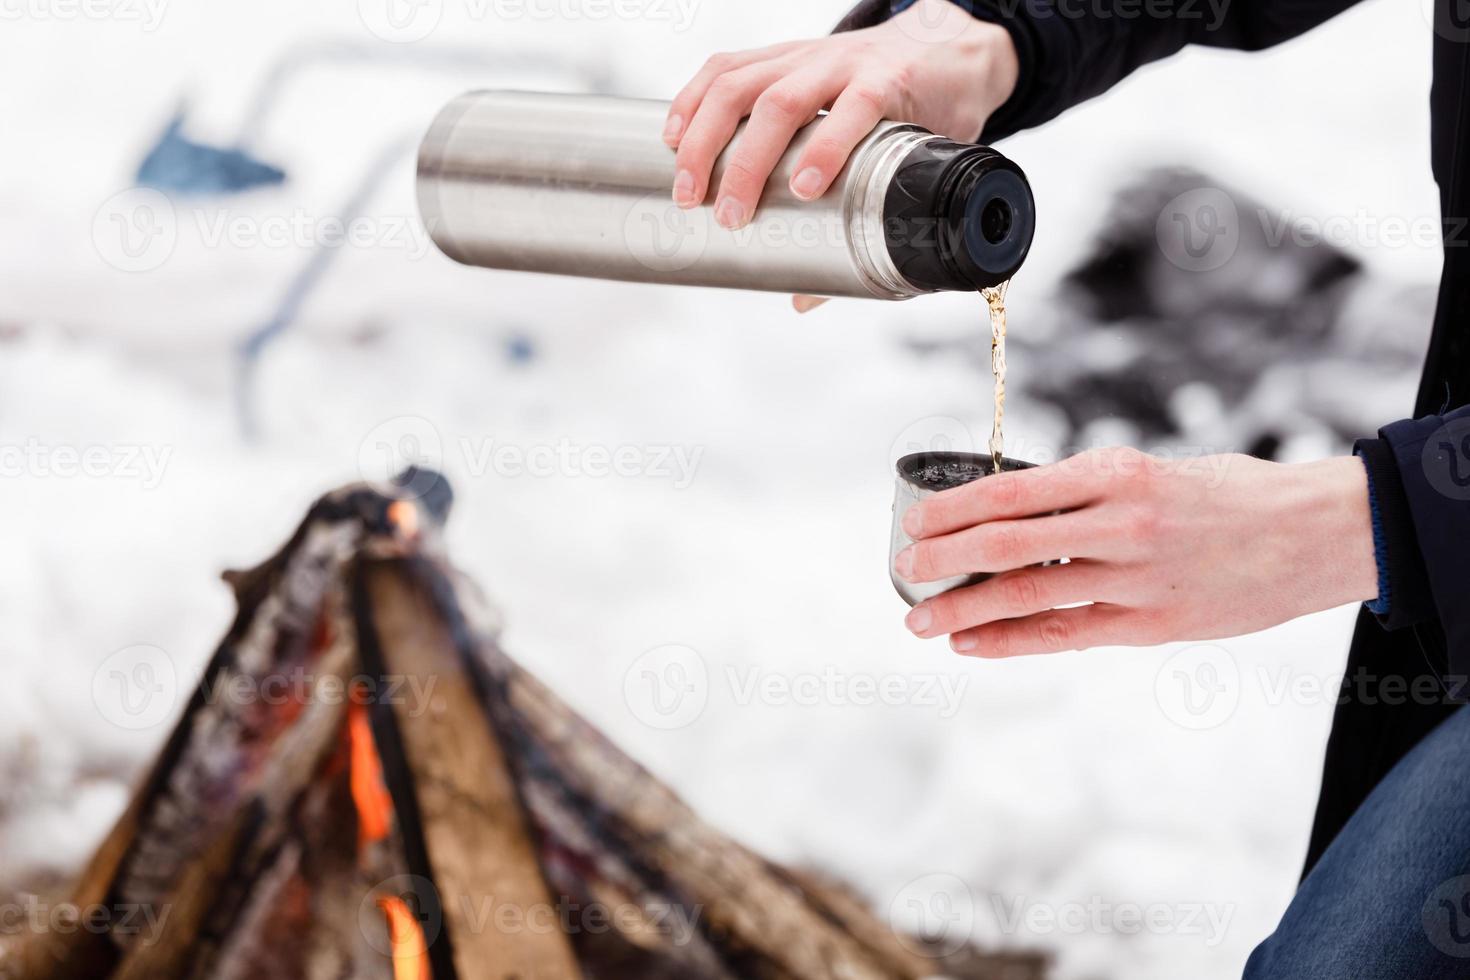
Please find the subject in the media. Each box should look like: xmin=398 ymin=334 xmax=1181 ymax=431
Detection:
xmin=5 ymin=470 xmax=1048 ymax=980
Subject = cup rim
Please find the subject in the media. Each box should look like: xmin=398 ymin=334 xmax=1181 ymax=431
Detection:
xmin=895 ymin=451 xmax=1034 ymax=492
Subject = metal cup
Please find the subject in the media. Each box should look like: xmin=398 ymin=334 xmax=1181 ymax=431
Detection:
xmin=890 ymin=452 xmax=1037 ymax=606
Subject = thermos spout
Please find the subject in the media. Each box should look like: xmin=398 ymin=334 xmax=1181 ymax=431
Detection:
xmin=417 ymin=90 xmax=1034 ymax=299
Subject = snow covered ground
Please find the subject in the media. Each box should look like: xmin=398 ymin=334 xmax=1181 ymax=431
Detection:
xmin=0 ymin=0 xmax=1444 ymax=976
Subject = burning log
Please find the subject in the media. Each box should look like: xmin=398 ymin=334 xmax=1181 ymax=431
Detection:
xmin=5 ymin=470 xmax=1047 ymax=980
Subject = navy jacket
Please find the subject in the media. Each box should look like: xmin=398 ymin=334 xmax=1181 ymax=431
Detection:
xmin=837 ymin=0 xmax=1470 ymax=873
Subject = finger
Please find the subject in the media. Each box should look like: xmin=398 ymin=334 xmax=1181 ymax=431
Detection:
xmin=673 ymin=60 xmax=790 ymax=209
xmin=906 ymin=560 xmax=1112 ymax=638
xmin=713 ymin=71 xmax=841 ymax=228
xmin=792 ymin=294 xmax=829 ymax=313
xmin=895 ymin=512 xmax=1101 ymax=583
xmin=903 ymin=460 xmax=1106 ymax=540
xmin=949 ymin=603 xmax=1136 ymax=658
xmin=788 ymin=78 xmax=891 ymax=200
xmin=665 ymin=43 xmax=803 ymax=147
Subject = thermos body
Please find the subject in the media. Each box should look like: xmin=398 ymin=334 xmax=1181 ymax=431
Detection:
xmin=417 ymin=91 xmax=1034 ymax=299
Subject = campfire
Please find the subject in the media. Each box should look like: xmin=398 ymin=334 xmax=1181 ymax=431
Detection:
xmin=6 ymin=469 xmax=1047 ymax=980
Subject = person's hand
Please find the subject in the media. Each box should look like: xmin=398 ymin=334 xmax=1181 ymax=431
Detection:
xmin=893 ymin=448 xmax=1380 ymax=656
xmin=663 ymin=0 xmax=1019 ymax=231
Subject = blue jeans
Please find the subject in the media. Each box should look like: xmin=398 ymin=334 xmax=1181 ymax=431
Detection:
xmin=1245 ymin=703 xmax=1470 ymax=978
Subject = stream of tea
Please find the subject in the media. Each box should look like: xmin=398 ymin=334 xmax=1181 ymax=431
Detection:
xmin=980 ymin=281 xmax=1008 ymax=474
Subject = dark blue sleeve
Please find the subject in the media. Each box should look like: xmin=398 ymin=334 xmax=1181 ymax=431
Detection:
xmin=835 ymin=0 xmax=1368 ymax=139
xmin=1356 ymin=404 xmax=1470 ymax=664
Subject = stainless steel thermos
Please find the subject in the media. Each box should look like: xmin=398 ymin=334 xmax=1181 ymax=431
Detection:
xmin=417 ymin=91 xmax=1034 ymax=299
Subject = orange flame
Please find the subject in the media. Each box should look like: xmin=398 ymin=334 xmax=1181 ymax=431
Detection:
xmin=387 ymin=499 xmax=420 ymax=543
xmin=348 ymin=692 xmax=433 ymax=979
xmin=377 ymin=895 xmax=432 ymax=980
xmin=348 ymin=699 xmax=394 ymax=849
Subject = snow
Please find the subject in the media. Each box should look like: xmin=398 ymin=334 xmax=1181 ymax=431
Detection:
xmin=0 ymin=0 xmax=1442 ymax=976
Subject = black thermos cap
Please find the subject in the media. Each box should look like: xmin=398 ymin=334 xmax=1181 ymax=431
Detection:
xmin=882 ymin=139 xmax=1036 ymax=291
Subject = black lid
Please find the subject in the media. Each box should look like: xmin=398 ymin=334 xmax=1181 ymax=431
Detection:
xmin=882 ymin=139 xmax=1035 ymax=291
